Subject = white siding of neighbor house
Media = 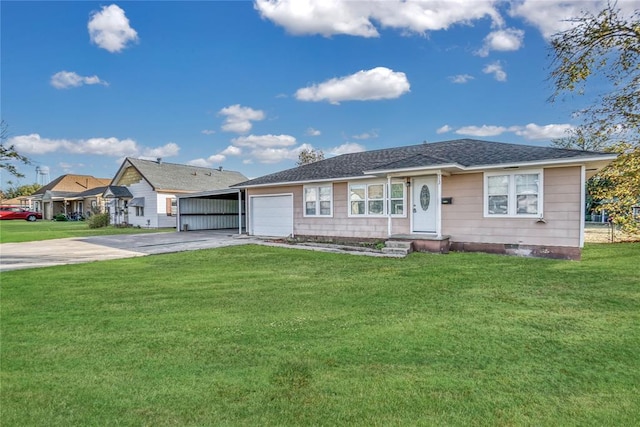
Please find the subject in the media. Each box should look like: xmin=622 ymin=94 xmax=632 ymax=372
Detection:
xmin=441 ymin=167 xmax=582 ymax=247
xmin=248 ymin=183 xmax=410 ymax=239
xmin=157 ymin=192 xmax=178 ymax=228
xmin=122 ymin=180 xmax=159 ymax=228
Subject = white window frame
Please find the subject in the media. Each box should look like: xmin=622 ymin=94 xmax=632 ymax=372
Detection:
xmin=348 ymin=180 xmax=407 ymax=218
xmin=389 ymin=181 xmax=406 ymax=217
xmin=484 ymin=169 xmax=543 ymax=218
xmin=303 ymin=184 xmax=333 ymax=217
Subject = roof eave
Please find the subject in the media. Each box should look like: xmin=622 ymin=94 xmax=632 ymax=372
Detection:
xmin=464 ymin=154 xmax=618 ymax=171
xmin=233 ymin=174 xmax=380 ymax=189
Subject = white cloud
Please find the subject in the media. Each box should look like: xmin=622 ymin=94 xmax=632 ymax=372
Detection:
xmin=187 ymin=153 xmax=227 ymax=168
xmin=250 ymin=148 xmax=295 ymax=163
xmin=8 ymin=134 xmax=179 ymax=158
xmin=509 ymin=0 xmax=638 ymax=40
xmin=451 ymin=123 xmax=575 ymax=140
xmin=88 ymin=4 xmax=138 ymax=53
xmin=201 ymin=129 xmax=216 ymax=135
xmin=187 ymin=158 xmax=210 ymax=167
xmin=219 ymin=104 xmax=265 ymax=133
xmin=231 ymin=134 xmax=297 ymax=148
xmin=196 ymin=134 xmax=303 ymax=165
xmin=352 ymin=130 xmax=378 ymax=140
xmin=50 ymin=71 xmax=108 ymax=89
xmin=449 ymin=74 xmax=474 ymax=84
xmin=510 ymin=123 xmax=574 ymax=140
xmin=295 ymin=67 xmax=410 ymax=104
xmin=436 ymin=125 xmax=452 ymax=134
xmin=306 ymin=127 xmax=321 ymax=136
xmin=483 ymin=62 xmax=507 ymax=82
xmin=221 ymin=145 xmax=242 ymax=156
xmin=142 ymin=142 xmax=180 ymax=158
xmin=328 ymin=142 xmax=366 ymax=156
xmin=255 ymin=0 xmax=502 ymax=37
xmin=188 ymin=145 xmax=244 ymax=168
xmin=476 ymin=28 xmax=524 ymax=57
xmin=456 ymin=125 xmax=508 ymax=137
xmin=207 ymin=154 xmax=226 ymax=164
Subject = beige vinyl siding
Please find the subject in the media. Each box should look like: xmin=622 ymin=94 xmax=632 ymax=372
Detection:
xmin=248 ymin=183 xmax=410 ymax=239
xmin=441 ymin=167 xmax=582 ymax=247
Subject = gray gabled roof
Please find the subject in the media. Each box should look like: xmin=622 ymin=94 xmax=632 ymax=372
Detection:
xmin=103 ymin=185 xmax=134 ymax=198
xmin=234 ymin=139 xmax=617 ymax=187
xmin=115 ymin=158 xmax=248 ymax=192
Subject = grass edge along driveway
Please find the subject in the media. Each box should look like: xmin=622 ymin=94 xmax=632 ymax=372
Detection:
xmin=2 ymin=243 xmax=639 ymax=426
xmin=0 ymin=220 xmax=172 ymax=244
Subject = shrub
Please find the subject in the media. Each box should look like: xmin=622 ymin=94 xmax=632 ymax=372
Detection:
xmin=86 ymin=212 xmax=110 ymax=229
xmin=53 ymin=214 xmax=68 ymax=221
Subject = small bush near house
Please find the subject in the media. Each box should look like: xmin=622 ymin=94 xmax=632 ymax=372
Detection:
xmin=86 ymin=212 xmax=110 ymax=229
xmin=53 ymin=213 xmax=68 ymax=221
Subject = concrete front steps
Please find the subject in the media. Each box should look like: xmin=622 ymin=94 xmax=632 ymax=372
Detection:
xmin=382 ymin=240 xmax=413 ymax=256
xmin=383 ymin=235 xmax=451 ymax=256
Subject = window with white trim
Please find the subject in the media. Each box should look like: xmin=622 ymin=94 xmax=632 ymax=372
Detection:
xmin=390 ymin=182 xmax=405 ymax=215
xmin=349 ymin=181 xmax=406 ymax=217
xmin=303 ymin=184 xmax=332 ymax=216
xmin=485 ymin=170 xmax=542 ymax=217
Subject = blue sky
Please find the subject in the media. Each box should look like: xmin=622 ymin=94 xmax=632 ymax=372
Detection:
xmin=2 ymin=0 xmax=635 ymax=186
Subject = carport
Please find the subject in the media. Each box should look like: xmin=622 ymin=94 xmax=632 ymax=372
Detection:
xmin=177 ymin=189 xmax=245 ymax=233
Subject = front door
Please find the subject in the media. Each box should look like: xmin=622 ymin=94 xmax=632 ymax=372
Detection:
xmin=412 ymin=176 xmax=437 ymax=233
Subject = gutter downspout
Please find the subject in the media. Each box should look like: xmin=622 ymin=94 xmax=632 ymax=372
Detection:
xmin=238 ymin=190 xmax=242 ymax=235
xmin=437 ymin=171 xmax=443 ymax=238
xmin=580 ymin=165 xmax=586 ymax=248
xmin=387 ymin=176 xmax=392 ymax=237
xmin=177 ymin=198 xmax=182 ymax=232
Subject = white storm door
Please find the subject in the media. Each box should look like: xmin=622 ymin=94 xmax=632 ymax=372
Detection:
xmin=250 ymin=195 xmax=293 ymax=237
xmin=412 ymin=176 xmax=438 ymax=233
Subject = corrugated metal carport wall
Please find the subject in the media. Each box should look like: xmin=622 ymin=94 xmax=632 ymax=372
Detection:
xmin=177 ymin=189 xmax=245 ymax=232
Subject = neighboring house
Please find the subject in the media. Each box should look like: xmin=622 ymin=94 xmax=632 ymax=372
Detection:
xmin=0 ymin=196 xmax=32 ymax=209
xmin=234 ymin=139 xmax=617 ymax=260
xmin=29 ymin=174 xmax=111 ymax=219
xmin=68 ymin=186 xmax=111 ymax=218
xmin=106 ymin=157 xmax=247 ymax=228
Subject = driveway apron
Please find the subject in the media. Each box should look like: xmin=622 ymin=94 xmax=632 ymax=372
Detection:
xmin=0 ymin=230 xmax=252 ymax=272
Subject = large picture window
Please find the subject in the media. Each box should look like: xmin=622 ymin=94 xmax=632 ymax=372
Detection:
xmin=485 ymin=170 xmax=542 ymax=217
xmin=349 ymin=181 xmax=406 ymax=217
xmin=304 ymin=185 xmax=332 ymax=216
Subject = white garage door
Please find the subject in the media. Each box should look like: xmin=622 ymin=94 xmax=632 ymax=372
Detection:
xmin=250 ymin=195 xmax=293 ymax=237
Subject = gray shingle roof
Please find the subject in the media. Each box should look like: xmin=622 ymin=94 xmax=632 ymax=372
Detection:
xmin=104 ymin=186 xmax=133 ymax=198
xmin=234 ymin=139 xmax=615 ymax=187
xmin=122 ymin=158 xmax=247 ymax=192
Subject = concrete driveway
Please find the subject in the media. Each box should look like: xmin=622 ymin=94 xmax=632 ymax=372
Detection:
xmin=0 ymin=230 xmax=254 ymax=272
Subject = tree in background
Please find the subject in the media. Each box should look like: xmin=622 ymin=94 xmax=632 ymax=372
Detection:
xmin=0 ymin=120 xmax=30 ymax=178
xmin=549 ymin=2 xmax=639 ymax=233
xmin=297 ymin=148 xmax=325 ymax=166
xmin=1 ymin=182 xmax=42 ymax=200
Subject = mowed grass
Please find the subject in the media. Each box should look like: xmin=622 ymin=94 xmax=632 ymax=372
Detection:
xmin=0 ymin=220 xmax=172 ymax=243
xmin=2 ymin=243 xmax=639 ymax=426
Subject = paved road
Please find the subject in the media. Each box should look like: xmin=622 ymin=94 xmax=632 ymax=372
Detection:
xmin=0 ymin=230 xmax=253 ymax=272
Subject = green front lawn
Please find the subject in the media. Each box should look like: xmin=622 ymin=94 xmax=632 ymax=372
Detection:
xmin=2 ymin=243 xmax=639 ymax=426
xmin=0 ymin=220 xmax=172 ymax=243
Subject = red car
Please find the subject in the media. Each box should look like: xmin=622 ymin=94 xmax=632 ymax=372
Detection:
xmin=0 ymin=207 xmax=43 ymax=221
